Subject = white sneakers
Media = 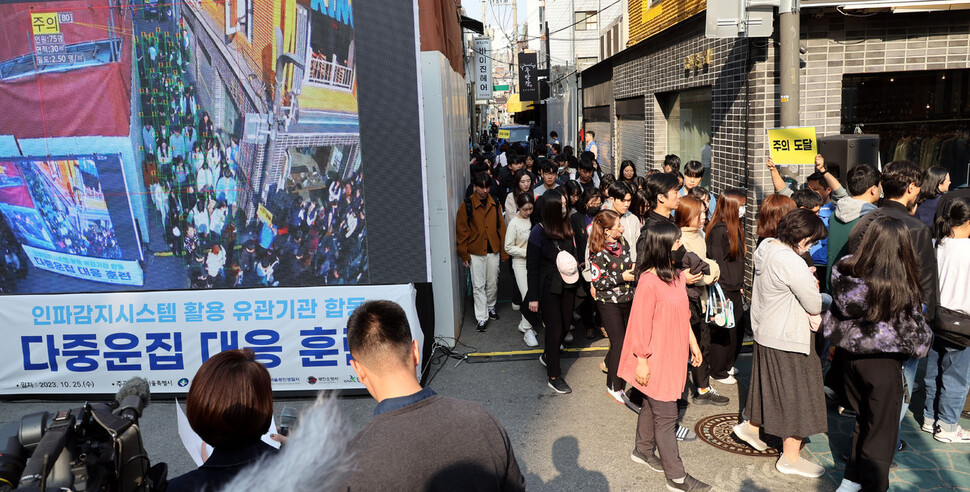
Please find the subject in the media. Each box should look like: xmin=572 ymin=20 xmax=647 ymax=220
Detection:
xmin=732 ymin=422 xmax=768 ymax=452
xmin=836 ymin=479 xmax=862 ymax=492
xmin=713 ymin=375 xmax=737 ymax=385
xmin=523 ymin=329 xmax=538 ymax=347
xmin=775 ymin=456 xmax=825 ymax=478
xmin=607 ymin=387 xmax=625 ymax=403
xmin=935 ymin=425 xmax=970 ymax=444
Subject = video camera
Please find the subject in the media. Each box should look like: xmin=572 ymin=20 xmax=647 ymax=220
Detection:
xmin=0 ymin=377 xmax=167 ymax=491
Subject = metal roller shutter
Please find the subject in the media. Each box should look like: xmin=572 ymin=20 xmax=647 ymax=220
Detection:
xmin=617 ymin=118 xmax=646 ymax=177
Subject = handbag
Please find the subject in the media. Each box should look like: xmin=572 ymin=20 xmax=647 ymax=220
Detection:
xmin=706 ymin=283 xmax=735 ymax=329
xmin=934 ymin=305 xmax=970 ymax=348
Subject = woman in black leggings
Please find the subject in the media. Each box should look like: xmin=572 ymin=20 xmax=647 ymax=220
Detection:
xmin=527 ymin=189 xmax=579 ymax=394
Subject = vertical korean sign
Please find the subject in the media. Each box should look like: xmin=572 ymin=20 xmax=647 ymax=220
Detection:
xmin=518 ymin=52 xmax=538 ymax=102
xmin=474 ymin=37 xmax=492 ymax=101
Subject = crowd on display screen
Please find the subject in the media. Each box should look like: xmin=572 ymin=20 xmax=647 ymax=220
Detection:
xmin=455 ymin=128 xmax=970 ymax=492
xmin=135 ymin=24 xmax=367 ymax=288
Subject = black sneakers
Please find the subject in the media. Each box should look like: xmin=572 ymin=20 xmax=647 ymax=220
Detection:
xmin=488 ymin=308 xmax=499 ymax=320
xmin=548 ymin=377 xmax=572 ymax=394
xmin=476 ymin=320 xmax=487 ymax=332
xmin=630 ymin=448 xmax=664 ymax=472
xmin=665 ymin=474 xmax=711 ymax=491
xmin=692 ymin=387 xmax=730 ymax=406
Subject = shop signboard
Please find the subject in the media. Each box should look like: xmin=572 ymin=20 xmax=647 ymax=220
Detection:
xmin=767 ymin=126 xmax=817 ymax=165
xmin=474 ymin=37 xmax=492 ymax=101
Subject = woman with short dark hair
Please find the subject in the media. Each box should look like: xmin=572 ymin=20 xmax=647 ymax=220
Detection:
xmin=168 ymin=348 xmax=277 ymax=492
xmin=734 ymin=208 xmax=828 ymax=479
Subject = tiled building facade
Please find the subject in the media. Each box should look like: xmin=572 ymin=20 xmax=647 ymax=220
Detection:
xmin=601 ymin=6 xmax=970 ymax=288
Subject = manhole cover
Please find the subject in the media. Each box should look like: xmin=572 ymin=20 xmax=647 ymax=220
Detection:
xmin=694 ymin=413 xmax=782 ymax=457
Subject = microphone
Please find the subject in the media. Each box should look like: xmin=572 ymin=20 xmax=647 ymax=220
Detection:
xmin=115 ymin=377 xmax=151 ymax=421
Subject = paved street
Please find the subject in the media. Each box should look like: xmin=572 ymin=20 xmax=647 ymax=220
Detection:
xmin=2 ymin=292 xmax=969 ymax=490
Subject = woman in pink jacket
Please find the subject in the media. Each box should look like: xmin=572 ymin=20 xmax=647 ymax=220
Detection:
xmin=619 ymin=220 xmax=707 ymax=492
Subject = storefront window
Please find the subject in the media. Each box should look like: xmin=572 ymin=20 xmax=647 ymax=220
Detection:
xmin=842 ymin=69 xmax=970 ymax=187
xmin=659 ymin=87 xmax=712 ymax=188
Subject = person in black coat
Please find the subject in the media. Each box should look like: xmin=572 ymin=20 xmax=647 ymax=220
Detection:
xmin=167 ymin=348 xmax=278 ymax=492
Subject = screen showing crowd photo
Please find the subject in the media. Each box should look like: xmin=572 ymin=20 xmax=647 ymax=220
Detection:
xmin=0 ymin=0 xmax=426 ymax=295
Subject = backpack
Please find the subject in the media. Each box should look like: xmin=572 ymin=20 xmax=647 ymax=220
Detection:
xmin=464 ymin=195 xmax=501 ymax=232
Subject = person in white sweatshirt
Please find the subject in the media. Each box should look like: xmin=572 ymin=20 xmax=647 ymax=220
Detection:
xmin=504 ymin=193 xmax=540 ymax=347
xmin=922 ymin=196 xmax=970 ymax=444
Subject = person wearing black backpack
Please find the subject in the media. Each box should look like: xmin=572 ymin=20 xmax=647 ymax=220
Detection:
xmin=456 ymin=172 xmax=508 ymax=332
xmin=527 ymin=189 xmax=579 ymax=394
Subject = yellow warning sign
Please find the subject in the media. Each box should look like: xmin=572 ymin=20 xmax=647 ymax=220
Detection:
xmin=767 ymin=127 xmax=818 ymax=165
xmin=497 ymin=129 xmax=511 ymax=139
xmin=257 ymin=204 xmax=274 ymax=225
xmin=31 ymin=13 xmax=60 ymax=35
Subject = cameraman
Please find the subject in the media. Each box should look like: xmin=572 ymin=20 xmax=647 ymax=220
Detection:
xmin=168 ymin=348 xmax=277 ymax=492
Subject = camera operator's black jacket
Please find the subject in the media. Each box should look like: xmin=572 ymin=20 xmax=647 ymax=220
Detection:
xmin=167 ymin=441 xmax=277 ymax=492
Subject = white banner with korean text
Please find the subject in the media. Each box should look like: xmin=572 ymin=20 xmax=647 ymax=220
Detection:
xmin=0 ymin=284 xmax=422 ymax=396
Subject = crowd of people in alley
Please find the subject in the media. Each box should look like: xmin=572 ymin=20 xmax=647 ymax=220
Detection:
xmin=455 ymin=129 xmax=970 ymax=492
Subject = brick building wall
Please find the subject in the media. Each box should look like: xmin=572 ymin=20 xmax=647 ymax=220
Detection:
xmin=744 ymin=9 xmax=970 ymax=288
xmin=613 ymin=15 xmax=750 ymax=194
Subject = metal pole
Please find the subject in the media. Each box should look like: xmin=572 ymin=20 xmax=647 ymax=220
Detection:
xmin=545 ymin=21 xmax=551 ymax=71
xmin=778 ymin=2 xmax=799 ymax=128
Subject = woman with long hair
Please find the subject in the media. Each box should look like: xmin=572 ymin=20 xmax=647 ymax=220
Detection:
xmin=704 ymin=188 xmax=747 ymax=384
xmin=735 ymin=209 xmax=828 ymax=479
xmin=916 ymin=166 xmax=950 ymax=228
xmin=620 ymin=220 xmax=707 ymax=491
xmin=922 ymin=197 xmax=970 ymax=444
xmin=505 ymin=168 xmax=534 ymax=224
xmin=505 ymin=193 xmax=540 ymax=347
xmin=527 ymin=189 xmax=579 ymax=394
xmin=618 ymin=160 xmax=637 ymax=182
xmin=676 ymin=195 xmax=726 ymax=406
xmin=563 ymin=180 xmax=584 ymax=218
xmin=825 ymin=216 xmax=932 ymax=491
xmin=588 ymin=209 xmax=635 ymax=402
xmin=756 ymin=194 xmax=797 ymax=245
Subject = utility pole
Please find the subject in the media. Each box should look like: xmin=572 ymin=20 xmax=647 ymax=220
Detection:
xmin=512 ymin=0 xmax=519 ymax=92
xmin=778 ymin=0 xmax=799 ymax=128
xmin=545 ymin=21 xmax=551 ymax=71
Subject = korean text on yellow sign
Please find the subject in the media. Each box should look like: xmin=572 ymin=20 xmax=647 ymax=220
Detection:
xmin=497 ymin=129 xmax=511 ymax=139
xmin=31 ymin=13 xmax=60 ymax=35
xmin=767 ymin=127 xmax=817 ymax=165
xmin=257 ymin=204 xmax=274 ymax=225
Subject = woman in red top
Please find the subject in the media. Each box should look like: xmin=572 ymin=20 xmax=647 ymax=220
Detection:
xmin=619 ymin=220 xmax=707 ymax=492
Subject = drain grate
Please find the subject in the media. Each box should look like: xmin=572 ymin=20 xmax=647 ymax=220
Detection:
xmin=694 ymin=413 xmax=783 ymax=457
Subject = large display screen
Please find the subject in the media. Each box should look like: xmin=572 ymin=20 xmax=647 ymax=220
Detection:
xmin=0 ymin=0 xmax=428 ymax=295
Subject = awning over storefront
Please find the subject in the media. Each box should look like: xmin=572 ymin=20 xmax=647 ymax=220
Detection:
xmin=506 ymin=93 xmax=534 ymax=114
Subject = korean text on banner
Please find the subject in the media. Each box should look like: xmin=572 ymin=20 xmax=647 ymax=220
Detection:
xmin=0 ymin=284 xmax=423 ymax=396
xmin=474 ymin=38 xmax=492 ymax=101
xmin=497 ymin=129 xmax=511 ymax=139
xmin=767 ymin=127 xmax=817 ymax=165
